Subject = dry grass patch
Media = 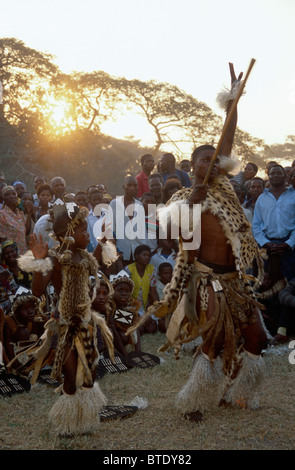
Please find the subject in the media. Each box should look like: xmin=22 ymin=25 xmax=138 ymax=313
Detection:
xmin=1 ymin=332 xmax=295 ymax=450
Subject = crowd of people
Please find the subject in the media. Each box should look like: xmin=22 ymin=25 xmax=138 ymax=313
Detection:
xmin=1 ymin=154 xmax=295 ymax=358
xmin=1 ymin=63 xmax=295 ymax=435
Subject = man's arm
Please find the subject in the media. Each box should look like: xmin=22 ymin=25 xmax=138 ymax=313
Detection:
xmin=28 ymin=234 xmax=53 ymax=297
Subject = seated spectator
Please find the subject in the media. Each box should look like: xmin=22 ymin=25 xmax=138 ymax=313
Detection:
xmin=3 ymin=288 xmax=48 ymax=371
xmin=155 ymin=262 xmax=173 ymax=300
xmin=0 ymin=265 xmax=18 ymax=314
xmin=35 ymin=183 xmax=53 ymax=221
xmin=150 ymin=238 xmax=177 ymax=272
xmin=277 ymin=278 xmax=295 ymax=344
xmin=125 ymin=245 xmax=158 ymax=330
xmin=0 ymin=186 xmax=29 ymax=255
xmin=155 ymin=262 xmax=173 ymax=333
xmin=91 ymin=278 xmax=116 ymax=353
xmin=256 ymin=269 xmax=287 ymax=343
xmin=160 ymin=153 xmax=191 ymax=188
xmin=110 ymin=274 xmax=142 ymax=357
xmin=1 ymin=240 xmax=32 ymax=289
xmin=148 ymin=173 xmax=164 ymax=205
xmin=136 ymin=154 xmax=155 ymax=198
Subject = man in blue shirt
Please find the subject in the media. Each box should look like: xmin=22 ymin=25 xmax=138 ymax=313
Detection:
xmin=252 ymin=164 xmax=295 ymax=281
xmin=159 ymin=153 xmax=191 ymax=188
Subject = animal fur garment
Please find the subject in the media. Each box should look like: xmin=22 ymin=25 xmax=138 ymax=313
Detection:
xmin=16 ymin=247 xmax=114 ymax=387
xmin=166 ymin=174 xmax=264 ymax=282
xmin=127 ymin=174 xmax=265 ymax=375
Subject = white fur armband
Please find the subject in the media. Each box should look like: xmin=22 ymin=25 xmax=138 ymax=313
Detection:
xmin=218 ymin=154 xmax=240 ymax=173
xmin=216 ymin=80 xmax=244 ymax=111
xmin=18 ymin=250 xmax=53 ymax=275
xmin=100 ymin=240 xmax=119 ymax=267
xmin=158 ymin=200 xmax=183 ymax=230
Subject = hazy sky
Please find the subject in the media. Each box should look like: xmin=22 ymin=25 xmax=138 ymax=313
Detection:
xmin=2 ymin=0 xmax=295 ymax=147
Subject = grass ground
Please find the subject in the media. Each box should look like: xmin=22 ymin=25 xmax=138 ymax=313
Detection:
xmin=1 ymin=332 xmax=295 ymax=453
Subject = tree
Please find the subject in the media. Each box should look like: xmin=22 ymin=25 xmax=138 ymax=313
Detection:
xmin=49 ymin=70 xmax=123 ymax=133
xmin=0 ymin=37 xmax=59 ymax=126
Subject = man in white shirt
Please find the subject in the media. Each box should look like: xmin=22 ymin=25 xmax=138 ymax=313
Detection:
xmin=107 ymin=176 xmax=146 ymax=266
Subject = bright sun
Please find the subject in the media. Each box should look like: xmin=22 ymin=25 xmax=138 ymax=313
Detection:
xmin=46 ymin=99 xmax=72 ymax=134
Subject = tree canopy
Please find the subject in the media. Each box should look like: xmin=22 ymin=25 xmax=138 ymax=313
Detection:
xmin=0 ymin=37 xmax=293 ymax=192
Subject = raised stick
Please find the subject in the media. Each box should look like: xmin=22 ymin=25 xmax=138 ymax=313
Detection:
xmin=203 ymin=58 xmax=256 ymax=185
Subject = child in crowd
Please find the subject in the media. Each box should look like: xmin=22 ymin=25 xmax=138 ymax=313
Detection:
xmin=111 ymin=275 xmax=141 ymax=357
xmin=91 ymin=277 xmax=117 ymax=353
xmin=74 ymin=190 xmax=89 ymax=208
xmin=1 ymin=240 xmax=32 ymax=289
xmin=125 ymin=244 xmax=159 ymax=333
xmin=155 ymin=262 xmax=173 ymax=333
xmin=0 ymin=265 xmax=18 ymax=313
xmin=150 ymin=237 xmax=177 ymax=273
xmin=18 ymin=201 xmax=116 ymax=436
xmin=21 ymin=191 xmax=37 ymax=247
xmin=35 ymin=183 xmax=53 ymax=221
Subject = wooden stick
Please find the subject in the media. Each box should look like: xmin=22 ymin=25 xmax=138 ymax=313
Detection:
xmin=203 ymin=58 xmax=256 ymax=185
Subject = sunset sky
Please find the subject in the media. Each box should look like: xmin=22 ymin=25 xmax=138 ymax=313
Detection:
xmin=2 ymin=0 xmax=295 ymax=147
